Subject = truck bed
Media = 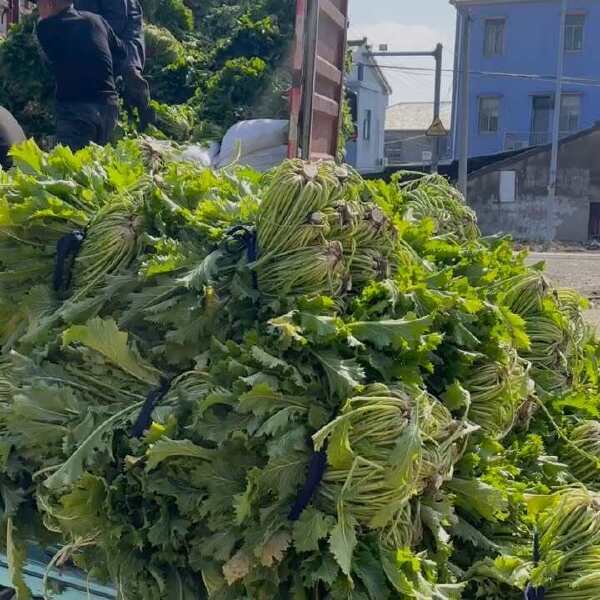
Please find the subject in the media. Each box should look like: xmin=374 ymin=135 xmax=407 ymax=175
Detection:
xmin=0 ymin=546 xmax=115 ymax=599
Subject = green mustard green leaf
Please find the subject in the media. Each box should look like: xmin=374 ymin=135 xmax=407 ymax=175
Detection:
xmin=329 ymin=503 xmax=358 ymax=576
xmin=145 ymin=438 xmax=216 ymax=471
xmin=62 ymin=318 xmax=160 ymax=385
xmin=293 ymin=507 xmax=335 ymax=553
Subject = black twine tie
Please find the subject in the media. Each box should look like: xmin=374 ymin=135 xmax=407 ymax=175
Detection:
xmin=131 ymin=378 xmax=173 ymax=439
xmin=53 ymin=229 xmax=86 ymax=293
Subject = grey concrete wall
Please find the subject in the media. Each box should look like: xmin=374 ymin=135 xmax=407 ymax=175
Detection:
xmin=467 ymin=128 xmax=600 ymax=241
xmin=470 ymin=190 xmax=590 ymax=241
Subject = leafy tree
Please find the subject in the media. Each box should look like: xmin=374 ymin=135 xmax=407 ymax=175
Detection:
xmin=0 ymin=16 xmax=54 ymax=142
xmin=139 ymin=0 xmax=194 ymax=37
xmin=199 ymin=57 xmax=269 ymax=127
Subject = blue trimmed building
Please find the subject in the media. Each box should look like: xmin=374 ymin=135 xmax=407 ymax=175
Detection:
xmin=450 ymin=0 xmax=600 ymax=158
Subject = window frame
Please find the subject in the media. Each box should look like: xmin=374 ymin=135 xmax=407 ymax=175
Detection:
xmin=529 ymin=94 xmax=554 ymax=146
xmin=565 ymin=13 xmax=585 ymax=53
xmin=357 ymin=63 xmax=365 ymax=82
xmin=478 ymin=96 xmax=501 ymax=134
xmin=483 ymin=18 xmax=506 ymax=57
xmin=559 ymin=93 xmax=582 ymax=134
xmin=363 ymin=109 xmax=372 ymax=141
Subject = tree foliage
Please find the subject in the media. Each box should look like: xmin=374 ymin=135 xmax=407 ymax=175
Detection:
xmin=0 ymin=16 xmax=54 ymax=140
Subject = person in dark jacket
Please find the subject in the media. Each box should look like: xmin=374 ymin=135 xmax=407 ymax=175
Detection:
xmin=73 ymin=0 xmax=154 ymax=128
xmin=0 ymin=106 xmax=26 ymax=170
xmin=37 ymin=0 xmax=126 ymax=150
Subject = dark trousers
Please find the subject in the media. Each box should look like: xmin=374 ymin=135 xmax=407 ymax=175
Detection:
xmin=118 ymin=41 xmax=154 ymax=129
xmin=0 ymin=144 xmax=11 ymax=170
xmin=56 ymin=102 xmax=119 ymax=151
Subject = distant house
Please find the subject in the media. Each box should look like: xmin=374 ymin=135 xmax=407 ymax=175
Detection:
xmin=468 ymin=124 xmax=600 ymax=242
xmin=385 ymin=101 xmax=452 ymax=166
xmin=345 ymin=39 xmax=392 ymax=175
xmin=450 ymin=0 xmax=600 ymax=159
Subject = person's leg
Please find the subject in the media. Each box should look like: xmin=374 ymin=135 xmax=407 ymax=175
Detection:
xmin=122 ymin=65 xmax=155 ymax=129
xmin=116 ymin=42 xmax=154 ymax=130
xmin=97 ymin=103 xmax=119 ymax=146
xmin=55 ymin=103 xmax=99 ymax=151
xmin=0 ymin=144 xmax=11 ymax=170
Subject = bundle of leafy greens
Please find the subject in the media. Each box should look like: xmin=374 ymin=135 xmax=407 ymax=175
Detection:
xmin=2 ymin=139 xmax=600 ymax=600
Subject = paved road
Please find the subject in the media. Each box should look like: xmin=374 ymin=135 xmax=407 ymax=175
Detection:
xmin=526 ymin=252 xmax=600 ymax=328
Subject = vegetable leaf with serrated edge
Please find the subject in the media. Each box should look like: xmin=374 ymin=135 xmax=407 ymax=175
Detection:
xmin=62 ymin=318 xmax=160 ymax=385
xmin=44 ymin=401 xmax=143 ymax=490
xmin=146 ymin=438 xmax=215 ymax=471
xmin=312 ymin=350 xmax=365 ymax=398
xmin=329 ymin=502 xmax=358 ymax=576
xmin=293 ymin=507 xmax=335 ymax=552
xmin=348 ymin=315 xmax=433 ymax=350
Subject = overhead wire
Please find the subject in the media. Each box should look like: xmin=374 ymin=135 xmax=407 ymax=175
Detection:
xmin=363 ymin=62 xmax=600 ymax=88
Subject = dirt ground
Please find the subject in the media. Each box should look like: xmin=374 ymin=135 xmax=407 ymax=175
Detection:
xmin=526 ymin=252 xmax=600 ymax=329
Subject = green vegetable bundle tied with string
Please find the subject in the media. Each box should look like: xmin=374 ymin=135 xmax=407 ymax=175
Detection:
xmin=1 ymin=138 xmax=600 ymax=600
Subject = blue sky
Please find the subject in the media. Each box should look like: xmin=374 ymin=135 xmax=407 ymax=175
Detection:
xmin=349 ymin=0 xmax=456 ymax=104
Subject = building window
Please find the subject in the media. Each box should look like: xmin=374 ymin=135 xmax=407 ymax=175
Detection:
xmin=531 ymin=95 xmax=553 ymax=145
xmin=357 ymin=63 xmax=365 ymax=81
xmin=560 ymin=94 xmax=581 ymax=134
xmin=565 ymin=14 xmax=585 ymax=52
xmin=479 ymin=97 xmax=500 ymax=133
xmin=363 ymin=109 xmax=372 ymax=141
xmin=484 ymin=18 xmax=505 ymax=56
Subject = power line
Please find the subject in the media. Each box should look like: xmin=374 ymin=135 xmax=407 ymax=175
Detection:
xmin=363 ymin=62 xmax=600 ymax=88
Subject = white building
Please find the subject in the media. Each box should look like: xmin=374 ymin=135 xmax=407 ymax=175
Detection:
xmin=345 ymin=39 xmax=392 ymax=175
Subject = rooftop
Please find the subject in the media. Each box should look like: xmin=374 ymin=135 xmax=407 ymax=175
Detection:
xmin=386 ymin=102 xmax=452 ymax=132
xmin=347 ymin=38 xmax=393 ymax=96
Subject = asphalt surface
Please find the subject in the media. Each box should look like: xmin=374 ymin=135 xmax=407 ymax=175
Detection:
xmin=526 ymin=252 xmax=600 ymax=328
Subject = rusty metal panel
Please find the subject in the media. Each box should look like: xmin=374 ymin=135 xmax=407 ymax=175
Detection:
xmin=287 ymin=0 xmax=306 ymax=159
xmin=288 ymin=0 xmax=350 ymax=162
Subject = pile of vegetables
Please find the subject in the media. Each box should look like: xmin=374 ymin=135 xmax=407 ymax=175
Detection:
xmin=1 ymin=139 xmax=600 ymax=599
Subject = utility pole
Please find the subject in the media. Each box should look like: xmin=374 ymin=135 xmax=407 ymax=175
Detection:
xmin=432 ymin=43 xmax=443 ymax=174
xmin=548 ymin=0 xmax=568 ymax=241
xmin=458 ymin=10 xmax=471 ymax=198
xmin=369 ymin=45 xmax=446 ymax=174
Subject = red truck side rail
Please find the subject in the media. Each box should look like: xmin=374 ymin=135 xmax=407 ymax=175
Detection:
xmin=288 ymin=0 xmax=350 ymax=162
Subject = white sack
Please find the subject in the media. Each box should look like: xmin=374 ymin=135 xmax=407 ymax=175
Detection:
xmin=218 ymin=119 xmax=289 ymax=166
xmin=235 ymin=145 xmax=288 ymax=172
xmin=181 ymin=141 xmax=221 ymax=168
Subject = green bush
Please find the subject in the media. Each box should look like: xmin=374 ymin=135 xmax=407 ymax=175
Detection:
xmin=215 ymin=15 xmax=281 ymax=66
xmin=200 ymin=57 xmax=269 ymax=127
xmin=144 ymin=24 xmax=184 ymax=68
xmin=0 ymin=16 xmax=54 ymax=141
xmin=149 ymin=100 xmax=195 ymax=141
xmin=144 ymin=24 xmax=197 ymax=104
xmin=153 ymin=0 xmax=194 ymax=37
